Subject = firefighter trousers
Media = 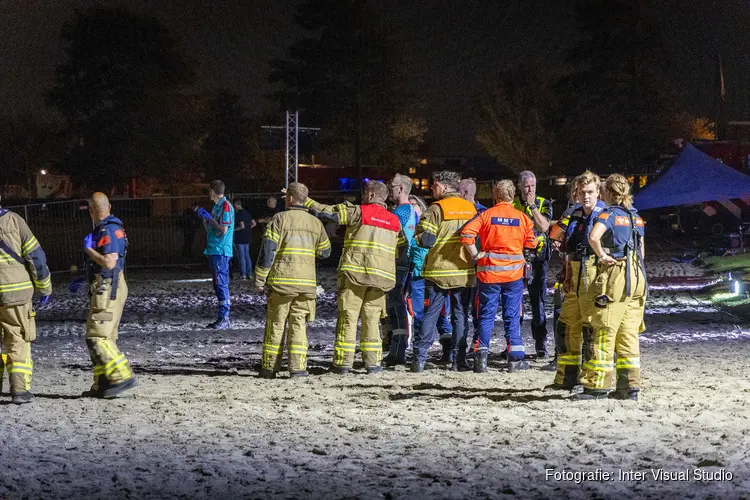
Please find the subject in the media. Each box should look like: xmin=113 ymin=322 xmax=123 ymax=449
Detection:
xmin=580 ymin=260 xmax=646 ymax=393
xmin=0 ymin=302 xmax=35 ymax=394
xmin=86 ymin=274 xmax=134 ymax=390
xmin=554 ymin=260 xmax=597 ymax=388
xmin=262 ymin=290 xmax=315 ymax=373
xmin=333 ymin=279 xmax=386 ymax=369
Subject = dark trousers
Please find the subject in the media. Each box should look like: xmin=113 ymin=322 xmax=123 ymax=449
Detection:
xmin=477 ymin=279 xmax=525 ymax=360
xmin=387 ymin=270 xmax=410 ymax=334
xmin=525 ymin=260 xmax=549 ymax=352
xmin=208 ymin=255 xmax=231 ymax=319
xmin=412 ymin=281 xmax=471 ymax=364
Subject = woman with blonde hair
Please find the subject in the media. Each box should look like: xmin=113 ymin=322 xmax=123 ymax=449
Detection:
xmin=575 ymin=173 xmax=646 ymax=401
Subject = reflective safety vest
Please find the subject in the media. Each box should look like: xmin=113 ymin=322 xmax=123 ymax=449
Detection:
xmin=513 ymin=196 xmax=552 ymax=262
xmin=417 ymin=193 xmax=477 ymax=289
xmin=460 ymin=202 xmax=536 ymax=283
xmin=306 ymin=198 xmax=405 ymax=292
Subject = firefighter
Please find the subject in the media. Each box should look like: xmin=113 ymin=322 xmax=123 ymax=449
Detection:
xmin=548 ymin=172 xmax=606 ymax=389
xmin=81 ymin=192 xmax=136 ymax=398
xmin=513 ymin=170 xmax=553 ymax=358
xmin=0 ymin=196 xmax=52 ymax=404
xmin=575 ymin=174 xmax=646 ymax=401
xmin=383 ymin=174 xmax=418 ymax=366
xmin=305 ymin=181 xmax=407 ymax=374
xmin=543 ymin=182 xmax=582 ymax=373
xmin=196 ymin=180 xmax=235 ymax=329
xmin=411 ymin=170 xmax=477 ymax=372
xmin=254 ymin=183 xmax=331 ymax=378
xmin=460 ymin=180 xmax=536 ymax=373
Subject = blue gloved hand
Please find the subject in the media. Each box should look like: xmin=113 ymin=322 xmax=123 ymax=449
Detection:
xmin=69 ymin=278 xmax=87 ymax=294
xmin=38 ymin=294 xmax=51 ymax=306
xmin=196 ymin=207 xmax=212 ymax=220
xmin=83 ymin=233 xmax=95 ymax=250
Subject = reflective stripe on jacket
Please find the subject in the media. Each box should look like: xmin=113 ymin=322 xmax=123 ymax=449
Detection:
xmin=416 ymin=193 xmax=477 ymax=288
xmin=306 ymin=198 xmax=405 ymax=292
xmin=254 ymin=206 xmax=331 ymax=295
xmin=0 ymin=209 xmax=52 ymax=306
xmin=460 ymin=202 xmax=535 ymax=283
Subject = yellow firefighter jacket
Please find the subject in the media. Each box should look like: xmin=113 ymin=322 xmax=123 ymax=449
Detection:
xmin=415 ymin=192 xmax=477 ymax=289
xmin=305 ymin=198 xmax=407 ymax=292
xmin=0 ymin=208 xmax=52 ymax=306
xmin=254 ymin=206 xmax=332 ymax=295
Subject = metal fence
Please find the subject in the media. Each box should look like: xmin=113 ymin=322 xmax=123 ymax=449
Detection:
xmin=6 ymin=182 xmax=577 ymax=272
xmin=5 ymin=191 xmax=359 ymax=271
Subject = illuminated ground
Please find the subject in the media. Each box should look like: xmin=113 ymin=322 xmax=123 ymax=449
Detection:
xmin=2 ymin=260 xmax=749 ymax=499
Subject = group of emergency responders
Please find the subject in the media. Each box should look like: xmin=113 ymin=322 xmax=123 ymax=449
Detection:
xmin=0 ymin=168 xmax=645 ymax=403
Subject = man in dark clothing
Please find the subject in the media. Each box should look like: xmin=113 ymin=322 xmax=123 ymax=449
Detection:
xmin=258 ymin=196 xmax=281 ymax=225
xmin=179 ymin=204 xmax=200 ymax=258
xmin=234 ymin=199 xmax=256 ymax=279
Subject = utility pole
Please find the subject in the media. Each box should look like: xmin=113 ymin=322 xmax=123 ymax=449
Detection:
xmin=262 ymin=111 xmax=320 ymax=188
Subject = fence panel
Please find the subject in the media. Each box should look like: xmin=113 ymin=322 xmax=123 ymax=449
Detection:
xmin=6 ymin=191 xmax=359 ymax=271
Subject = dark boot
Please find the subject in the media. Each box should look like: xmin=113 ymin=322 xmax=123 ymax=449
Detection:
xmin=366 ymin=366 xmax=384 ymax=375
xmin=103 ymin=377 xmax=137 ymax=399
xmin=410 ymin=359 xmax=425 ymax=373
xmin=609 ymin=389 xmax=639 ymax=401
xmin=571 ymin=389 xmax=608 ymax=401
xmin=382 ymin=334 xmax=407 ymax=366
xmin=289 ymin=371 xmax=309 ymax=378
xmin=11 ymin=391 xmax=34 ymax=404
xmin=211 ymin=317 xmax=231 ymax=330
xmin=81 ymin=374 xmax=109 ymax=398
xmin=439 ymin=338 xmax=451 ymax=363
xmin=507 ymin=359 xmax=530 ymax=373
xmin=329 ymin=365 xmax=349 ymax=375
xmin=473 ymin=350 xmax=488 ymax=373
xmin=451 ymin=349 xmax=469 ymax=372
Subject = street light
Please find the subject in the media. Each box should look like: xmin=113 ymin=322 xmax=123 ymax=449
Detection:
xmin=40 ymin=169 xmax=47 ymax=175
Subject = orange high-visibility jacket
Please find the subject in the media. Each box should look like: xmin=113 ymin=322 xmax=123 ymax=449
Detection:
xmin=460 ymin=202 xmax=536 ymax=283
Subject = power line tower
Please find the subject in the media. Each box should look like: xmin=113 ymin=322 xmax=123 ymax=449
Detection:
xmin=261 ymin=111 xmax=320 ymax=188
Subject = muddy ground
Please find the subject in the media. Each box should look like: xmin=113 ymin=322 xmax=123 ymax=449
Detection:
xmin=1 ymin=258 xmax=749 ymax=499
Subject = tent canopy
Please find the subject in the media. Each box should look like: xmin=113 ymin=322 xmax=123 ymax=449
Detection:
xmin=634 ymin=144 xmax=750 ymax=210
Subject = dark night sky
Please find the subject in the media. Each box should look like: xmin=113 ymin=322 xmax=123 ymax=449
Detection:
xmin=2 ymin=0 xmax=750 ymax=157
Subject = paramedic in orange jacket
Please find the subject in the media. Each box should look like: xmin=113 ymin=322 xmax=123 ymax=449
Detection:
xmin=460 ymin=180 xmax=537 ymax=373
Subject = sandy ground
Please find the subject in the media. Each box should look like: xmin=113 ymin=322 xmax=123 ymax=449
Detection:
xmin=2 ymin=256 xmax=750 ymax=499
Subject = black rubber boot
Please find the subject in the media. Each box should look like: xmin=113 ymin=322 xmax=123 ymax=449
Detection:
xmin=11 ymin=391 xmax=34 ymax=404
xmin=571 ymin=389 xmax=609 ymax=401
xmin=507 ymin=359 xmax=530 ymax=373
xmin=103 ymin=377 xmax=137 ymax=399
xmin=382 ymin=334 xmax=407 ymax=366
xmin=366 ymin=366 xmax=384 ymax=375
xmin=259 ymin=369 xmax=277 ymax=379
xmin=473 ymin=350 xmax=488 ymax=373
xmin=81 ymin=374 xmax=109 ymax=398
xmin=451 ymin=349 xmax=470 ymax=372
xmin=439 ymin=338 xmax=451 ymax=363
xmin=609 ymin=389 xmax=639 ymax=401
xmin=410 ymin=359 xmax=425 ymax=373
xmin=329 ymin=365 xmax=350 ymax=375
xmin=289 ymin=371 xmax=309 ymax=378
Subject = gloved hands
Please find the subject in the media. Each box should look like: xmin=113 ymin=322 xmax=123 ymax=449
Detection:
xmin=69 ymin=278 xmax=87 ymax=294
xmin=83 ymin=233 xmax=95 ymax=250
xmin=196 ymin=207 xmax=212 ymax=220
xmin=35 ymin=294 xmax=51 ymax=309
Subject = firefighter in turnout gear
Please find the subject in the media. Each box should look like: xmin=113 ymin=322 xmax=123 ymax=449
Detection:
xmin=305 ymin=181 xmax=407 ymax=374
xmin=254 ymin=183 xmax=331 ymax=378
xmin=460 ymin=180 xmax=536 ymax=373
xmin=549 ymin=172 xmax=606 ymax=390
xmin=575 ymin=174 xmax=646 ymax=401
xmin=411 ymin=171 xmax=477 ymax=372
xmin=513 ymin=170 xmax=553 ymax=357
xmin=82 ymin=193 xmax=136 ymax=399
xmin=0 ymin=196 xmax=52 ymax=404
